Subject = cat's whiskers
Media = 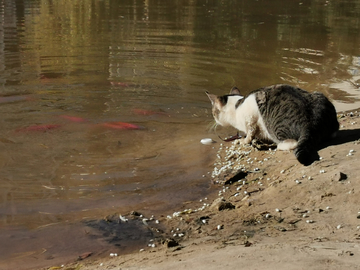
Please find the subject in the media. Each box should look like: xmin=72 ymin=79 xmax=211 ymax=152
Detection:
xmin=213 ymin=123 xmax=241 ymax=142
xmin=207 ymin=121 xmax=218 ymax=132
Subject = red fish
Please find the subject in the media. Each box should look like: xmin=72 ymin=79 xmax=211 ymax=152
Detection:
xmin=132 ymin=108 xmax=168 ymax=116
xmin=16 ymin=124 xmax=61 ymax=132
xmin=59 ymin=115 xmax=88 ymax=122
xmin=101 ymin=122 xmax=143 ymax=130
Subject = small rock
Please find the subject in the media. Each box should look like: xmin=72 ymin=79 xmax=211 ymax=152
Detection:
xmin=200 ymin=138 xmax=216 ymax=145
xmin=78 ymin=252 xmax=92 ymax=261
xmin=274 ymin=226 xmax=287 ymax=232
xmin=130 ymin=211 xmax=142 ymax=216
xmin=245 ymin=200 xmax=252 ymax=207
xmin=163 ymin=238 xmax=179 ymax=248
xmin=243 ymin=240 xmax=252 ymax=247
xmin=210 ymin=198 xmax=235 ymax=211
xmin=332 ymin=172 xmax=347 ymax=181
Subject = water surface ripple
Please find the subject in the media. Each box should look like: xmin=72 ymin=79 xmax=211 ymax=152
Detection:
xmin=1 ymin=0 xmax=360 ymax=268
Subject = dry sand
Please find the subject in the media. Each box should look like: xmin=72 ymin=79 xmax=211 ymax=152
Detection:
xmin=43 ymin=111 xmax=360 ymax=270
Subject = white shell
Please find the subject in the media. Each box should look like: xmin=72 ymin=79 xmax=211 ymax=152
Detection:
xmin=119 ymin=215 xmax=128 ymax=222
xmin=200 ymin=138 xmax=216 ymax=145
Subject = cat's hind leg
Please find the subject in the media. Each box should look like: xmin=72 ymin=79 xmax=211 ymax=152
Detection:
xmin=277 ymin=139 xmax=298 ymax=151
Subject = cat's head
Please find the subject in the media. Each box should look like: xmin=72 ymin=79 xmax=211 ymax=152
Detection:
xmin=206 ymin=87 xmax=244 ymax=127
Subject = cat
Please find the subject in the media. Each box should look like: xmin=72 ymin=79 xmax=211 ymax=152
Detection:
xmin=206 ymin=84 xmax=339 ymax=166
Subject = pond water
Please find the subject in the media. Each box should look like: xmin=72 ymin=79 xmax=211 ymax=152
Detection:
xmin=1 ymin=0 xmax=360 ymax=268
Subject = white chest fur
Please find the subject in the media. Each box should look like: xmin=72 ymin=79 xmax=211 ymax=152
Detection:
xmin=225 ymin=94 xmax=274 ymax=142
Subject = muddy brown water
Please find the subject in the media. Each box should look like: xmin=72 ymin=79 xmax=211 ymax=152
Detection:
xmin=1 ymin=0 xmax=360 ymax=269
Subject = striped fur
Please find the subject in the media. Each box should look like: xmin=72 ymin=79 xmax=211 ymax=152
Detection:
xmin=206 ymin=84 xmax=339 ymax=166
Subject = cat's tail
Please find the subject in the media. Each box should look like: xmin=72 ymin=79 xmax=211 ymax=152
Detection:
xmin=294 ymin=134 xmax=319 ymax=166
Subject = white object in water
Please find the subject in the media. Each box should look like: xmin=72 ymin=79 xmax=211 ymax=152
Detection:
xmin=200 ymin=138 xmax=216 ymax=145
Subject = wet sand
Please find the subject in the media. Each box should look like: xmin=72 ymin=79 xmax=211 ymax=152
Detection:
xmin=27 ymin=110 xmax=360 ymax=270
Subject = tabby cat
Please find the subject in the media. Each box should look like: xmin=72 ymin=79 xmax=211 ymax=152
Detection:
xmin=206 ymin=84 xmax=339 ymax=166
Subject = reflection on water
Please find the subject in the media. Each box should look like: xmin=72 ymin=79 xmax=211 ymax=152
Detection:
xmin=1 ymin=0 xmax=360 ymax=268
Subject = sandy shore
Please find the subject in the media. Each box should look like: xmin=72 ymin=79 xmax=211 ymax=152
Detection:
xmin=43 ymin=110 xmax=360 ymax=270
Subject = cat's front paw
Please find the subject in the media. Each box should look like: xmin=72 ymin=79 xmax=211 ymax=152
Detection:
xmin=240 ymin=137 xmax=252 ymax=145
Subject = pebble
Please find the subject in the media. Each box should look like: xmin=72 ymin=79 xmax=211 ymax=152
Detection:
xmin=332 ymin=172 xmax=347 ymax=181
xmin=164 ymin=238 xmax=179 ymax=248
xmin=201 ymin=138 xmax=216 ymax=145
xmin=210 ymin=198 xmax=235 ymax=211
xmin=306 ymin=220 xmax=314 ymax=223
xmin=119 ymin=215 xmax=128 ymax=222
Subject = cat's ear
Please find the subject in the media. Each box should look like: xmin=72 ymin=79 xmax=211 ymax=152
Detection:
xmin=205 ymin=91 xmax=217 ymax=105
xmin=230 ymin=86 xmax=241 ymax=95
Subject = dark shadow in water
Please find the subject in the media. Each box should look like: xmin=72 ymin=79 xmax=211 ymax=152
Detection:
xmin=84 ymin=213 xmax=166 ymax=252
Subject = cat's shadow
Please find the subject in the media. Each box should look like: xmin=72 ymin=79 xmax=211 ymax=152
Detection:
xmin=318 ymin=128 xmax=360 ymax=150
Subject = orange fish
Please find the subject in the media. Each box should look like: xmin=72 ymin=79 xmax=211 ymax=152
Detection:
xmin=101 ymin=122 xmax=143 ymax=130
